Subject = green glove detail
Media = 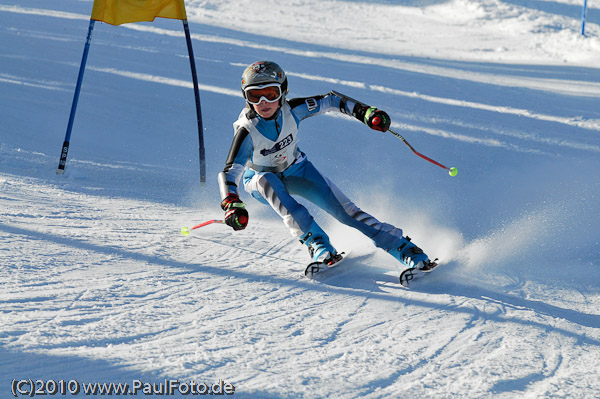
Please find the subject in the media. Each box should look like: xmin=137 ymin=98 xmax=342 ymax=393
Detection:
xmin=364 ymin=107 xmax=391 ymax=132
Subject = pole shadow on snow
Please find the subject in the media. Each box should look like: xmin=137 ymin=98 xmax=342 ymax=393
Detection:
xmin=2 ymin=222 xmax=599 ymax=350
xmin=0 ymin=345 xmax=161 ymax=388
xmin=0 ymin=345 xmax=264 ymax=399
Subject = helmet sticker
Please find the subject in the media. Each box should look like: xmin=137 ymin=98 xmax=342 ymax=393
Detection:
xmin=250 ymin=62 xmax=280 ymax=79
xmin=252 ymin=62 xmax=266 ymax=73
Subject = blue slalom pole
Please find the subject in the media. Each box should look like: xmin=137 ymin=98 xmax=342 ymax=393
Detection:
xmin=581 ymin=0 xmax=588 ymax=36
xmin=183 ymin=19 xmax=206 ymax=184
xmin=57 ymin=19 xmax=95 ymax=174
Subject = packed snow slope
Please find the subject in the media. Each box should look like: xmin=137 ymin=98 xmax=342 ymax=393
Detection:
xmin=1 ymin=0 xmax=600 ymax=398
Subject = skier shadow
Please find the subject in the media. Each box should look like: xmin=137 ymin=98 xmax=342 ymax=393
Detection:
xmin=441 ymin=281 xmax=600 ymax=330
xmin=317 ymin=258 xmax=600 ymax=336
xmin=411 ymin=267 xmax=600 ymax=334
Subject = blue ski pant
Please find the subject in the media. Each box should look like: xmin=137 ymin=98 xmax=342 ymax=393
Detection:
xmin=243 ymin=157 xmax=403 ymax=251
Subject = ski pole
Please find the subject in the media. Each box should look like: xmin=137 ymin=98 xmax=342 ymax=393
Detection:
xmin=181 ymin=219 xmax=225 ymax=236
xmin=388 ymin=128 xmax=458 ymax=177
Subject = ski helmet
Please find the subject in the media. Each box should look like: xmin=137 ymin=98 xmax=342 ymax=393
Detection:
xmin=241 ymin=61 xmax=288 ymax=103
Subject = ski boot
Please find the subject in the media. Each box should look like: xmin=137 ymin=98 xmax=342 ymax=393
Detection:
xmin=388 ymin=236 xmax=435 ymax=270
xmin=299 ymin=221 xmax=338 ymax=264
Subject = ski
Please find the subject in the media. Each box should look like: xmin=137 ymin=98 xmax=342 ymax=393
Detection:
xmin=398 ymin=259 xmax=439 ymax=288
xmin=304 ymin=252 xmax=347 ymax=279
xmin=303 ymin=251 xmax=441 ymax=287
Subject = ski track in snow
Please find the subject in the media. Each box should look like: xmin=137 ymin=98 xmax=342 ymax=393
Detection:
xmin=2 ymin=155 xmax=599 ymax=398
xmin=2 ymin=1 xmax=600 ymax=398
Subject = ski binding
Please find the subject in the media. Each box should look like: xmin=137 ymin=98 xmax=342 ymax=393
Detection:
xmin=304 ymin=252 xmax=346 ymax=278
xmin=399 ymin=258 xmax=439 ymax=288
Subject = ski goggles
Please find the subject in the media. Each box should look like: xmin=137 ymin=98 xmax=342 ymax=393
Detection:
xmin=244 ymin=83 xmax=282 ymax=105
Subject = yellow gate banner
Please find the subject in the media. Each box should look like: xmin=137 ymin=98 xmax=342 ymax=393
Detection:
xmin=91 ymin=0 xmax=187 ymax=25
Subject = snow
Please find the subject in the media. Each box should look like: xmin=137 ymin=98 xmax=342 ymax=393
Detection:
xmin=1 ymin=0 xmax=599 ymax=397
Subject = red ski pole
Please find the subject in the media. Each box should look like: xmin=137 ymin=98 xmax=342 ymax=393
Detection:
xmin=181 ymin=219 xmax=225 ymax=236
xmin=388 ymin=128 xmax=458 ymax=177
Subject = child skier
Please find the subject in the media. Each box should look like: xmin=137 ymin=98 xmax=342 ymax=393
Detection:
xmin=218 ymin=60 xmax=434 ymax=271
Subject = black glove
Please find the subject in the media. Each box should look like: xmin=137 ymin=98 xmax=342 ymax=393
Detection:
xmin=363 ymin=107 xmax=390 ymax=132
xmin=221 ymin=193 xmax=249 ymax=231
